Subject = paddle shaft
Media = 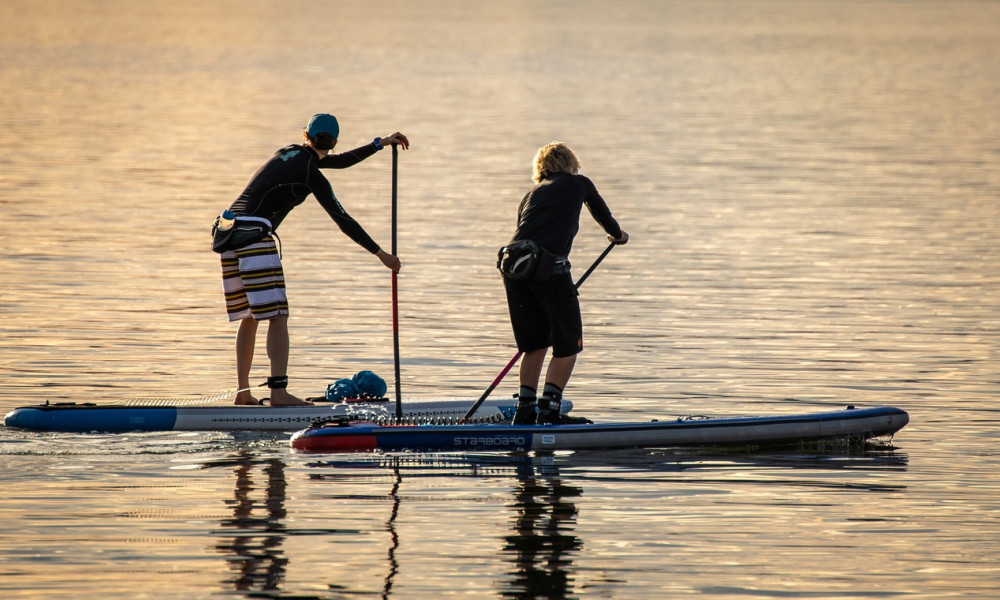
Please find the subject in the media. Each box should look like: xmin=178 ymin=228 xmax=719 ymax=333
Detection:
xmin=391 ymin=144 xmax=403 ymax=419
xmin=461 ymin=241 xmax=617 ymax=421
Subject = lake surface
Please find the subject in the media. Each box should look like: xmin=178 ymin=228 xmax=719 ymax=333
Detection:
xmin=1 ymin=0 xmax=998 ymax=598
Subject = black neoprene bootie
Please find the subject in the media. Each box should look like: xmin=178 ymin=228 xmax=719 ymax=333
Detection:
xmin=512 ymin=399 xmax=536 ymax=425
xmin=536 ymin=383 xmax=563 ymax=425
xmin=512 ymin=386 xmax=537 ymax=425
xmin=535 ymin=396 xmax=561 ymax=425
xmin=535 ymin=383 xmax=593 ymax=424
xmin=534 ymin=382 xmax=562 ymax=425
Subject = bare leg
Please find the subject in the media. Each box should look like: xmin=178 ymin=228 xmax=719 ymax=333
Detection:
xmin=544 ymin=354 xmax=577 ymax=391
xmin=265 ymin=315 xmax=312 ymax=406
xmin=519 ymin=348 xmax=548 ymax=391
xmin=234 ymin=318 xmax=260 ymax=405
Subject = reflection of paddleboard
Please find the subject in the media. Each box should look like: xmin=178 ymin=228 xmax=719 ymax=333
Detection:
xmin=4 ymin=397 xmax=570 ymax=433
xmin=290 ymin=406 xmax=908 ymax=453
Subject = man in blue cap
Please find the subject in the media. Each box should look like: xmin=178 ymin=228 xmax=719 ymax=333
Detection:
xmin=217 ymin=114 xmax=409 ymax=406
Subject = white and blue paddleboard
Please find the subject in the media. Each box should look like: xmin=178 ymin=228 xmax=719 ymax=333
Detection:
xmin=290 ymin=406 xmax=909 ymax=453
xmin=3 ymin=397 xmax=571 ymax=433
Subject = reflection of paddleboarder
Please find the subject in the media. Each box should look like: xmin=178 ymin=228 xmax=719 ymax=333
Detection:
xmin=212 ymin=454 xmax=289 ymax=592
xmin=503 ymin=461 xmax=583 ymax=597
xmin=382 ymin=466 xmax=403 ymax=599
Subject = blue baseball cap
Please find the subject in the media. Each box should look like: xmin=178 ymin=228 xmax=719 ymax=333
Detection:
xmin=306 ymin=113 xmax=339 ymax=139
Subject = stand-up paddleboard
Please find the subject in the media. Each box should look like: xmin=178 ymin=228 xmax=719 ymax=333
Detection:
xmin=3 ymin=397 xmax=573 ymax=433
xmin=290 ymin=406 xmax=908 ymax=453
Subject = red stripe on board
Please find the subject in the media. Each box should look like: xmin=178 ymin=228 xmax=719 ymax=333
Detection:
xmin=291 ymin=434 xmax=378 ymax=452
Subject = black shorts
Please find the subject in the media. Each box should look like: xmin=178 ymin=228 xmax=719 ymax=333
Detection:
xmin=504 ymin=274 xmax=583 ymax=357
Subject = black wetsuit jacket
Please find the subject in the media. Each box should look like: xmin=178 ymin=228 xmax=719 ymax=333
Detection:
xmin=229 ymin=142 xmax=382 ymax=254
xmin=511 ymin=173 xmax=623 ymax=258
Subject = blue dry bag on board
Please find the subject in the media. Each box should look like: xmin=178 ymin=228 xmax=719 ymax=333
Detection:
xmin=325 ymin=370 xmax=388 ymax=401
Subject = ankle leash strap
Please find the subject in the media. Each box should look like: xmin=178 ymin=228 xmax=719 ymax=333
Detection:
xmin=265 ymin=376 xmax=288 ymax=389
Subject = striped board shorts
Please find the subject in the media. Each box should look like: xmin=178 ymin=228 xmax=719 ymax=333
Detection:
xmin=220 ymin=237 xmax=289 ymax=321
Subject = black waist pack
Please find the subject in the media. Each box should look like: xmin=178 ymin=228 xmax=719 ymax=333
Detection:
xmin=497 ymin=239 xmax=557 ymax=282
xmin=211 ymin=215 xmax=273 ymax=254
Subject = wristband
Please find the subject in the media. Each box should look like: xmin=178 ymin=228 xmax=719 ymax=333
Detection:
xmin=373 ymin=137 xmax=383 ymax=150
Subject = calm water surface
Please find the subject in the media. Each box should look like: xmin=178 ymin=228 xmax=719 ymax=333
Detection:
xmin=1 ymin=1 xmax=998 ymax=598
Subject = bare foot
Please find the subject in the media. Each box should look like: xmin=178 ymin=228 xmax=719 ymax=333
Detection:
xmin=234 ymin=392 xmax=261 ymax=406
xmin=268 ymin=389 xmax=314 ymax=407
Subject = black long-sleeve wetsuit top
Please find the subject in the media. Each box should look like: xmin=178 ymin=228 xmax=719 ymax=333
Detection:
xmin=229 ymin=142 xmax=382 ymax=254
xmin=510 ymin=173 xmax=623 ymax=259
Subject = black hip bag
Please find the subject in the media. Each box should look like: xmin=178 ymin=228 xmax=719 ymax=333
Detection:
xmin=211 ymin=215 xmax=274 ymax=254
xmin=497 ymin=239 xmax=558 ymax=282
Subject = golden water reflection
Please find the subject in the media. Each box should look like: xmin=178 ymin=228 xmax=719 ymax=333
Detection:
xmin=1 ymin=0 xmax=999 ymax=597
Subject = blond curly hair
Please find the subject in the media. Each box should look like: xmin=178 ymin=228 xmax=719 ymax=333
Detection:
xmin=532 ymin=142 xmax=581 ymax=183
